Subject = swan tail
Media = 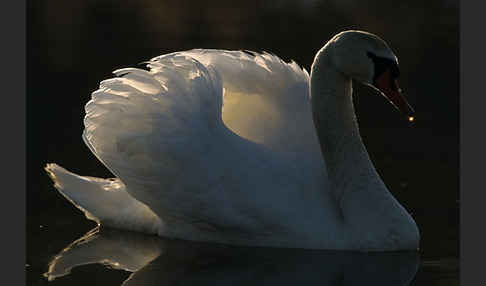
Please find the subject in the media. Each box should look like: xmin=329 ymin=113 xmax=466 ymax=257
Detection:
xmin=45 ymin=163 xmax=162 ymax=234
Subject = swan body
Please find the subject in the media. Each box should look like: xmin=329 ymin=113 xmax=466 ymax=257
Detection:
xmin=46 ymin=30 xmax=420 ymax=251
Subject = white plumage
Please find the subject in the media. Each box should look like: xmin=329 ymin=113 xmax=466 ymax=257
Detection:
xmin=46 ymin=31 xmax=420 ymax=251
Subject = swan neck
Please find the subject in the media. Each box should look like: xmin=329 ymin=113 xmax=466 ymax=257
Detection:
xmin=310 ymin=49 xmax=382 ymax=203
xmin=308 ymin=47 xmax=420 ymax=250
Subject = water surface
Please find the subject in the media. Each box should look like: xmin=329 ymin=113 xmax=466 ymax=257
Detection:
xmin=31 ymin=227 xmax=457 ymax=286
xmin=27 ymin=0 xmax=458 ymax=285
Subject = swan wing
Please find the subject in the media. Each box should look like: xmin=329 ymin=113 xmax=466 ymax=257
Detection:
xmin=178 ymin=49 xmax=321 ymax=157
xmin=83 ymin=54 xmax=228 ymax=196
xmin=83 ymin=50 xmax=325 ymax=230
xmin=84 ymin=49 xmax=322 ymax=187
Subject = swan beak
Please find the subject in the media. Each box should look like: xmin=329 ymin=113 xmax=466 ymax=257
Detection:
xmin=375 ymin=70 xmax=415 ymax=118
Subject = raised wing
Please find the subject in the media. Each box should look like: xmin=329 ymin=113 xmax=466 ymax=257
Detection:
xmin=83 ymin=54 xmax=227 ymax=196
xmin=178 ymin=50 xmax=321 ymax=157
xmin=82 ymin=50 xmax=323 ymax=220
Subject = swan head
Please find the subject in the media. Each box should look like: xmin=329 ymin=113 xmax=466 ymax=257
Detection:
xmin=325 ymin=30 xmax=414 ymax=117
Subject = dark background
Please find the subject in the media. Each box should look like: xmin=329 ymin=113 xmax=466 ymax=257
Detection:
xmin=27 ymin=0 xmax=459 ymax=284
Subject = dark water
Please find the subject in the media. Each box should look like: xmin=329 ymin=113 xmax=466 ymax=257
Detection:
xmin=32 ymin=227 xmax=457 ymax=286
xmin=26 ymin=148 xmax=459 ymax=285
xmin=27 ymin=132 xmax=459 ymax=286
xmin=27 ymin=0 xmax=458 ymax=285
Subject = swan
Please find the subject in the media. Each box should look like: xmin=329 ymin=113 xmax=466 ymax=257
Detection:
xmin=45 ymin=30 xmax=420 ymax=251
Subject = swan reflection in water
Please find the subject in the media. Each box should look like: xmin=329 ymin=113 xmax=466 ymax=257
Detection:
xmin=45 ymin=227 xmax=419 ymax=286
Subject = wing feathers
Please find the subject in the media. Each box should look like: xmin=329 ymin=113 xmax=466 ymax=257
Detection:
xmin=179 ymin=49 xmax=318 ymax=154
xmin=83 ymin=53 xmax=226 ymax=196
xmin=82 ymin=49 xmax=320 ymax=217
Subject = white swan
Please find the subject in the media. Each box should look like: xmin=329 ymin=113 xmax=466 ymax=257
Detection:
xmin=45 ymin=30 xmax=420 ymax=251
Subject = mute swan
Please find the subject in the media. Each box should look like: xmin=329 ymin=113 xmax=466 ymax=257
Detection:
xmin=45 ymin=30 xmax=420 ymax=251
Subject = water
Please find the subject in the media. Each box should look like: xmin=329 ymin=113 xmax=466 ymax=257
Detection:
xmin=26 ymin=125 xmax=459 ymax=285
xmin=29 ymin=226 xmax=457 ymax=286
xmin=27 ymin=0 xmax=458 ymax=284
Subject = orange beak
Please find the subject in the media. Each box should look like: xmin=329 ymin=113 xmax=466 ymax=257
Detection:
xmin=375 ymin=69 xmax=414 ymax=119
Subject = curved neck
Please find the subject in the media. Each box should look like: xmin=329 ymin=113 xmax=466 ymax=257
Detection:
xmin=310 ymin=48 xmax=386 ymax=208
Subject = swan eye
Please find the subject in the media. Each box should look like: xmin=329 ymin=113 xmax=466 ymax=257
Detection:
xmin=367 ymin=51 xmax=400 ymax=85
